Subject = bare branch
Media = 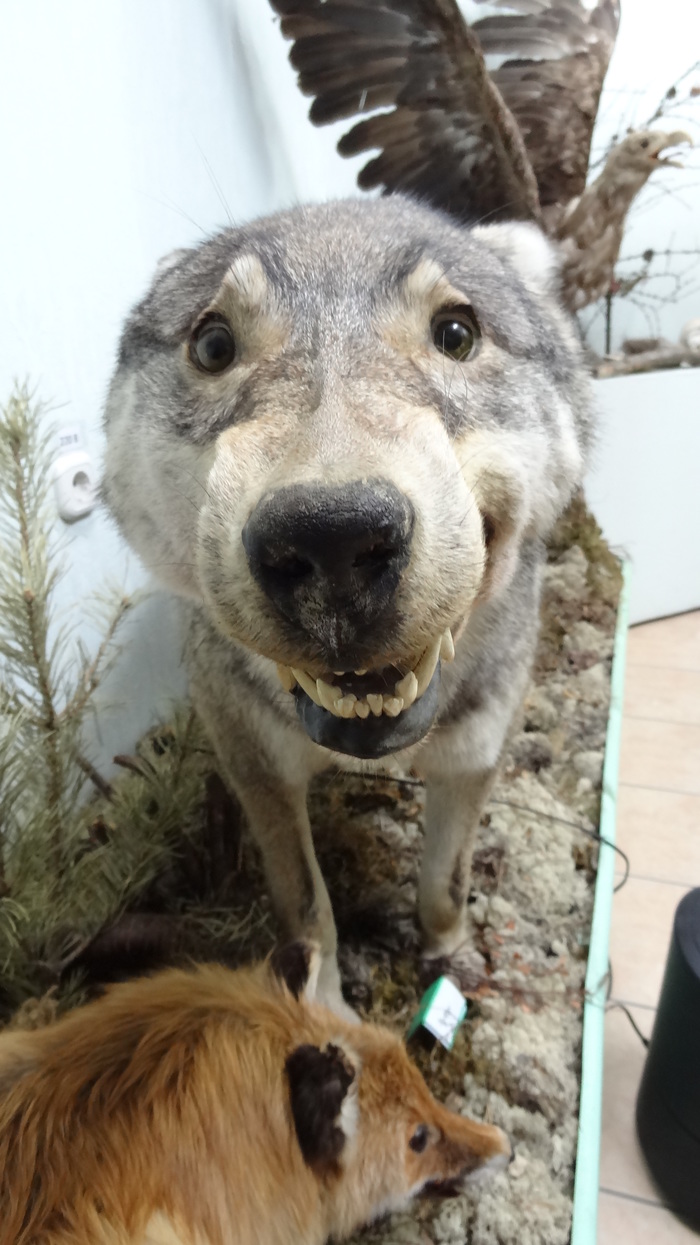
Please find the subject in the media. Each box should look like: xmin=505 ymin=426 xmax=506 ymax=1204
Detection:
xmin=595 ymin=346 xmax=700 ymax=378
xmin=642 ymin=61 xmax=700 ymax=128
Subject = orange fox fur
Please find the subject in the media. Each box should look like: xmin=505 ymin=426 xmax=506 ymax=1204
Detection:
xmin=0 ymin=948 xmax=510 ymax=1245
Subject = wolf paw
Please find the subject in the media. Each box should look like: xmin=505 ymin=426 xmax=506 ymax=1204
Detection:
xmin=420 ymin=943 xmax=487 ymax=994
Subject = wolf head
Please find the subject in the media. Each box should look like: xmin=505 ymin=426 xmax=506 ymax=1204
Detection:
xmin=103 ymin=196 xmax=591 ymax=759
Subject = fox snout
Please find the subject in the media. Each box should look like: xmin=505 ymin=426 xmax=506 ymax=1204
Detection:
xmin=432 ymin=1109 xmax=513 ymax=1189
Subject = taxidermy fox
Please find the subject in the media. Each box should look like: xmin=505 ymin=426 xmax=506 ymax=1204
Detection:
xmin=0 ymin=943 xmax=510 ymax=1245
xmin=103 ymin=196 xmax=592 ymax=1014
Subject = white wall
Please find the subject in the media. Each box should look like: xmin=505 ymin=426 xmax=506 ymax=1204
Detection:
xmin=587 ymin=370 xmax=700 ymax=625
xmin=1 ymin=0 xmax=697 ymax=770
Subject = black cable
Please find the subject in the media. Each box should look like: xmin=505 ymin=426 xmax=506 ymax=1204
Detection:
xmin=606 ymin=1001 xmax=651 ymax=1048
xmin=487 ymin=798 xmax=631 ymax=893
xmin=604 ymin=961 xmax=650 ymax=1048
xmin=388 ymin=779 xmax=631 ymax=893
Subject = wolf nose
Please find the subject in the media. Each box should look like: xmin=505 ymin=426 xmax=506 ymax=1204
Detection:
xmin=242 ymin=480 xmax=414 ymax=622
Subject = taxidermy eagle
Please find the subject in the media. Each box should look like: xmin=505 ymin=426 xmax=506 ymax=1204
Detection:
xmin=270 ymin=0 xmax=691 ymax=310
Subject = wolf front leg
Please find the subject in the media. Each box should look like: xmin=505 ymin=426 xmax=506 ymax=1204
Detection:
xmin=418 ymin=585 xmax=539 ymax=963
xmin=203 ymin=726 xmax=351 ymax=1017
xmin=187 ymin=624 xmax=351 ymax=1018
xmin=418 ymin=766 xmax=499 ymax=960
xmin=237 ymin=776 xmax=354 ymax=1010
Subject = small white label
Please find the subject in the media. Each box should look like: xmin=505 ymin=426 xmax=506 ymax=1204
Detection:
xmin=56 ymin=425 xmax=84 ymax=452
xmin=424 ymin=978 xmax=468 ymax=1048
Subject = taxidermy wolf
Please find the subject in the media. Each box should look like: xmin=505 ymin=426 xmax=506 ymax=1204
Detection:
xmin=103 ymin=196 xmax=592 ymax=1016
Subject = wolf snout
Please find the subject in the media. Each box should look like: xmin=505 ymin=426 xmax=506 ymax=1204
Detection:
xmin=242 ymin=479 xmax=415 ymax=628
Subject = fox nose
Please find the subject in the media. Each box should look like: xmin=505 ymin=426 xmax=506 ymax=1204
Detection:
xmin=242 ymin=479 xmax=414 ymax=631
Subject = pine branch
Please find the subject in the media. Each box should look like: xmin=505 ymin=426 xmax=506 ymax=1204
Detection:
xmin=59 ymin=594 xmax=133 ymax=725
xmin=0 ymin=388 xmax=257 ymax=1020
xmin=0 ymin=384 xmax=147 ymax=1012
xmin=75 ymin=754 xmax=114 ymax=800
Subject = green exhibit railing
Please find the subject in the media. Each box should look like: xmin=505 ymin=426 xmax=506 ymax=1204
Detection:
xmin=570 ymin=562 xmax=631 ymax=1245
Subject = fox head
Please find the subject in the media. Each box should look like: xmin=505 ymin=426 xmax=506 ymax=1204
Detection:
xmin=277 ymin=941 xmax=512 ymax=1237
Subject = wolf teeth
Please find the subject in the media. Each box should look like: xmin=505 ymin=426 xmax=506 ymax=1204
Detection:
xmin=383 ymin=696 xmax=404 ymax=717
xmin=291 ymin=668 xmax=321 ymax=706
xmin=276 ymin=626 xmax=455 ymax=719
xmin=414 ymin=635 xmax=442 ymax=697
xmin=440 ymin=628 xmax=455 ymax=663
xmin=395 ymin=669 xmax=418 ymax=709
xmin=317 ymin=678 xmax=342 ymax=713
xmin=276 ymin=664 xmax=297 ymax=692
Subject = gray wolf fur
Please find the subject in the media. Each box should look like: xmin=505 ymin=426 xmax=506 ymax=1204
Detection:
xmin=103 ymin=196 xmax=593 ymax=1016
xmin=0 ymin=941 xmax=511 ymax=1245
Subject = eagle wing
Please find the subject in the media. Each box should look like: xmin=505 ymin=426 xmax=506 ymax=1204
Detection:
xmin=269 ymin=0 xmax=542 ymax=224
xmin=472 ymin=0 xmax=621 ymax=214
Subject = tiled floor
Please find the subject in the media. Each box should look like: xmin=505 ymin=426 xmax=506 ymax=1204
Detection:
xmin=599 ymin=609 xmax=700 ymax=1241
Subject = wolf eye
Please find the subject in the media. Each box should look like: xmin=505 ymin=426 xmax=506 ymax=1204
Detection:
xmin=431 ymin=307 xmax=480 ymax=362
xmin=190 ymin=318 xmax=236 ymax=374
xmin=409 ymin=1124 xmax=429 ymax=1153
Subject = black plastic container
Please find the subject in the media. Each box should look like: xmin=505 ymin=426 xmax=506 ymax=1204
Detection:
xmin=636 ymin=886 xmax=700 ymax=1227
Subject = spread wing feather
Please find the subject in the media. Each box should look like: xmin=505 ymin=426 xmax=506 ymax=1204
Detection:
xmin=472 ymin=0 xmax=620 ymax=210
xmin=270 ymin=0 xmax=542 ymax=224
xmin=270 ymin=0 xmax=620 ymax=225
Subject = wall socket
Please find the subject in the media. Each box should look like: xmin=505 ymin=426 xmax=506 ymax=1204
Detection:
xmin=53 ymin=428 xmax=96 ymax=522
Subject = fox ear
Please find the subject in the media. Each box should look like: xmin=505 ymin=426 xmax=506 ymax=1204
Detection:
xmin=286 ymin=1042 xmax=356 ymax=1170
xmin=269 ymin=940 xmax=322 ymax=1002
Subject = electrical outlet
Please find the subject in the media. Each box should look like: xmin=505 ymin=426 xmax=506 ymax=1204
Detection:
xmin=53 ymin=447 xmax=96 ymax=522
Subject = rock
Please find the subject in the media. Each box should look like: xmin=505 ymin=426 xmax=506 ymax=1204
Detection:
xmin=574 ymin=662 xmax=610 ymax=707
xmin=469 ymin=894 xmax=489 ymax=925
xmin=544 ymin=545 xmax=588 ymax=600
xmin=471 ymin=1007 xmax=580 ymax=1126
xmin=509 ymin=1154 xmax=529 ymax=1180
xmin=488 ymin=895 xmax=518 ymax=925
xmin=563 ymin=620 xmax=611 ymax=659
xmin=433 ymin=1201 xmax=471 ymax=1243
xmin=468 ymin=1159 xmax=573 ymax=1245
xmin=573 ymin=750 xmax=604 ymax=786
xmin=510 ymin=731 xmax=553 ymax=773
xmin=523 ymin=688 xmax=558 ymax=732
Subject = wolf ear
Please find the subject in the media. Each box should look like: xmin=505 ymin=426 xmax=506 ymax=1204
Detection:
xmin=472 ymin=222 xmax=560 ymax=296
xmin=286 ymin=1042 xmax=356 ymax=1170
xmin=269 ymin=940 xmax=322 ymax=1002
xmin=153 ymin=247 xmax=191 ymax=277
